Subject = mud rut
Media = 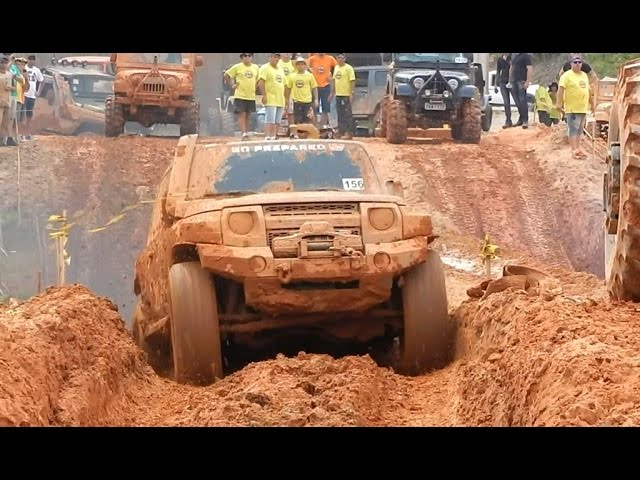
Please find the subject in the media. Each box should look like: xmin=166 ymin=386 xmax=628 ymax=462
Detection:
xmin=1 ymin=126 xmax=634 ymax=427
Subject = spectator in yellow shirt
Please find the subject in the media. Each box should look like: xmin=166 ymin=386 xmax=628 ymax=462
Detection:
xmin=556 ymin=54 xmax=594 ymax=159
xmin=224 ymin=53 xmax=260 ymax=140
xmin=279 ymin=53 xmax=295 ymax=123
xmin=329 ymin=53 xmax=356 ymax=139
xmin=285 ymin=56 xmax=318 ymax=125
xmin=258 ymin=53 xmax=286 ymax=140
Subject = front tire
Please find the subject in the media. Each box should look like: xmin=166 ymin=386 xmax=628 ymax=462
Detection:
xmin=104 ymin=95 xmax=125 ymax=137
xmin=180 ymin=100 xmax=200 ymax=136
xmin=458 ymin=98 xmax=482 ymax=144
xmin=398 ymin=249 xmax=450 ymax=375
xmin=385 ymin=98 xmax=407 ymax=144
xmin=168 ymin=261 xmax=223 ymax=385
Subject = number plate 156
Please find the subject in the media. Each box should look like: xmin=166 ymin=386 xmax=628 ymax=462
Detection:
xmin=342 ymin=178 xmax=365 ymax=190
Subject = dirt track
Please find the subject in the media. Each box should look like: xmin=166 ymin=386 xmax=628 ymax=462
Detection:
xmin=2 ymin=124 xmax=636 ymax=427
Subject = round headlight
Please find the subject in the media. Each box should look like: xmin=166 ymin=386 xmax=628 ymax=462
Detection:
xmin=369 ymin=208 xmax=396 ymax=231
xmin=413 ymin=77 xmax=425 ymax=89
xmin=228 ymin=212 xmax=254 ymax=235
xmin=448 ymin=79 xmax=459 ymax=90
xmin=443 ymin=90 xmax=451 ymax=98
xmin=166 ymin=76 xmax=178 ymax=88
xmin=424 ymin=89 xmax=431 ymax=96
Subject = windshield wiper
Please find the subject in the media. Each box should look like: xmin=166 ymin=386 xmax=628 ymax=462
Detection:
xmin=204 ymin=190 xmax=257 ymax=198
xmin=308 ymin=188 xmax=343 ymax=192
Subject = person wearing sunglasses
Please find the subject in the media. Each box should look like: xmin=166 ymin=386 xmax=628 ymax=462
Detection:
xmin=224 ymin=53 xmax=259 ymax=140
xmin=556 ymin=54 xmax=594 ymax=159
xmin=561 ymin=52 xmax=598 ymax=92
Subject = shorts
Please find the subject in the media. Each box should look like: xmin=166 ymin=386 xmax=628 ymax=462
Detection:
xmin=234 ymin=98 xmax=256 ymax=114
xmin=264 ymin=105 xmax=284 ymax=124
xmin=293 ymin=102 xmax=313 ymax=124
xmin=8 ymin=97 xmax=18 ymax=121
xmin=566 ymin=112 xmax=586 ymax=137
xmin=317 ymin=85 xmax=331 ymax=114
xmin=22 ymin=97 xmax=36 ymax=120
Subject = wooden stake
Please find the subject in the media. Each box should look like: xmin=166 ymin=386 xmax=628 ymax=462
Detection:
xmin=483 ymin=256 xmax=492 ymax=278
xmin=37 ymin=271 xmax=42 ymax=294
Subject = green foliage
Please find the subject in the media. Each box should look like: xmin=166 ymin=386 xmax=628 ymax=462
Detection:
xmin=583 ymin=53 xmax=640 ymax=78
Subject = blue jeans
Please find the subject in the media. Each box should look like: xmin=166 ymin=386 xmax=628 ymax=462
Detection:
xmin=511 ymin=80 xmax=528 ymax=124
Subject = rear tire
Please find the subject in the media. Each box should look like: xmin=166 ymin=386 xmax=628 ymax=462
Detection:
xmin=131 ymin=302 xmax=166 ymax=372
xmin=385 ymin=98 xmax=407 ymax=144
xmin=169 ymin=261 xmax=223 ymax=385
xmin=375 ymin=97 xmax=389 ymax=138
xmin=104 ymin=95 xmax=125 ymax=137
xmin=398 ymin=249 xmax=450 ymax=375
xmin=481 ymin=103 xmax=493 ymax=132
xmin=180 ymin=100 xmax=199 ymax=136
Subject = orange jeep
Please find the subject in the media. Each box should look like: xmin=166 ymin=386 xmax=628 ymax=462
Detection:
xmin=132 ymin=136 xmax=450 ymax=384
xmin=105 ymin=53 xmax=204 ymax=137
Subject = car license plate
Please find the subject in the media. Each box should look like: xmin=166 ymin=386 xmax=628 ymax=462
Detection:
xmin=425 ymin=103 xmax=446 ymax=111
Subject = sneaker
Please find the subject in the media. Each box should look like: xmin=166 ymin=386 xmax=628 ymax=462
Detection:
xmin=241 ymin=133 xmax=249 ymax=140
xmin=6 ymin=137 xmax=17 ymax=146
xmin=522 ymin=121 xmax=529 ymax=129
xmin=502 ymin=121 xmax=513 ymax=129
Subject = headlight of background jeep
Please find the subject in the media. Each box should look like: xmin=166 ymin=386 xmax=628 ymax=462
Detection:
xmin=412 ymin=77 xmax=425 ymax=89
xmin=369 ymin=208 xmax=396 ymax=231
xmin=448 ymin=79 xmax=459 ymax=90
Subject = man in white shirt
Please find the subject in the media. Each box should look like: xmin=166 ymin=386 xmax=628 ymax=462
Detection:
xmin=22 ymin=55 xmax=44 ymax=140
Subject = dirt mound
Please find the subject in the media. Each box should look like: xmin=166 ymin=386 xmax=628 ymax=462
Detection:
xmin=453 ymin=279 xmax=640 ymax=426
xmin=0 ymin=284 xmax=151 ymax=426
xmin=149 ymin=353 xmax=400 ymax=427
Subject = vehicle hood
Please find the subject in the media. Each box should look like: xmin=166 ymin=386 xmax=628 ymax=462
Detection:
xmin=116 ymin=68 xmax=191 ymax=78
xmin=394 ymin=69 xmax=470 ymax=82
xmin=176 ymin=191 xmax=406 ymax=218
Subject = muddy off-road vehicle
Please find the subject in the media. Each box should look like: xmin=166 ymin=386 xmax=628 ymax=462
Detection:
xmin=591 ymin=76 xmax=616 ymax=140
xmin=105 ymin=53 xmax=204 ymax=137
xmin=33 ymin=66 xmax=114 ymax=135
xmin=132 ymin=135 xmax=450 ymax=385
xmin=604 ymin=58 xmax=640 ymax=302
xmin=379 ymin=53 xmax=492 ymax=144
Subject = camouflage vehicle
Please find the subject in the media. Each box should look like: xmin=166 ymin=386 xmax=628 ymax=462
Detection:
xmin=604 ymin=58 xmax=640 ymax=302
xmin=380 ymin=53 xmax=492 ymax=144
xmin=33 ymin=65 xmax=114 ymax=135
xmin=105 ymin=53 xmax=204 ymax=137
xmin=132 ymin=135 xmax=450 ymax=385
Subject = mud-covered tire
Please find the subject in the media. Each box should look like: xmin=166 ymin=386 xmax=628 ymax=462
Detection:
xmin=458 ymin=98 xmax=482 ymax=144
xmin=385 ymin=98 xmax=407 ymax=144
xmin=375 ymin=97 xmax=389 ymax=138
xmin=104 ymin=95 xmax=125 ymax=137
xmin=398 ymin=249 xmax=450 ymax=375
xmin=605 ymin=62 xmax=640 ymax=301
xmin=168 ymin=261 xmax=223 ymax=385
xmin=180 ymin=101 xmax=200 ymax=136
xmin=481 ymin=103 xmax=493 ymax=132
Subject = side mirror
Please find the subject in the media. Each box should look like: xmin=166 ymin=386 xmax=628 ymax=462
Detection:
xmin=386 ymin=179 xmax=404 ymax=199
xmin=196 ymin=55 xmax=204 ymax=67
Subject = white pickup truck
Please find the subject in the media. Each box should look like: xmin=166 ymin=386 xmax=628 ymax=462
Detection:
xmin=487 ymin=69 xmax=537 ymax=111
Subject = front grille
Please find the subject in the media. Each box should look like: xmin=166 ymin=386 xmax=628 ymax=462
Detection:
xmin=264 ymin=202 xmax=358 ymax=217
xmin=425 ymin=73 xmax=448 ymax=95
xmin=268 ymin=228 xmax=361 ymax=247
xmin=142 ymin=82 xmax=165 ymax=94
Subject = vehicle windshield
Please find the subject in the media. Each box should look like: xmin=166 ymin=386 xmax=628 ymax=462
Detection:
xmin=186 ymin=142 xmax=383 ymax=199
xmin=68 ymin=76 xmax=114 ymax=101
xmin=117 ymin=53 xmax=188 ymax=66
xmin=395 ymin=53 xmax=470 ymax=65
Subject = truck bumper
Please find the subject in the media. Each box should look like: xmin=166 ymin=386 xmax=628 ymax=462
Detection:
xmin=196 ymin=236 xmax=429 ymax=315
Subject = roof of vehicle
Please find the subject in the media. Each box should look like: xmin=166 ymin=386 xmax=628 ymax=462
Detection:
xmin=56 ymin=56 xmax=111 ymax=63
xmin=354 ymin=65 xmax=390 ymax=71
xmin=42 ymin=66 xmax=114 ymax=79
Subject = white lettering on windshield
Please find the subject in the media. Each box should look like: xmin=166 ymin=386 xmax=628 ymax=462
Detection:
xmin=230 ymin=143 xmax=329 ymax=154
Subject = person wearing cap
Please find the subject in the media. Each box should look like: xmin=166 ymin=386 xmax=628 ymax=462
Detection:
xmin=547 ymin=82 xmax=560 ymax=125
xmin=0 ymin=56 xmax=15 ymax=146
xmin=308 ymin=53 xmax=337 ymax=127
xmin=561 ymin=52 xmax=598 ymax=101
xmin=329 ymin=54 xmax=356 ymax=139
xmin=12 ymin=58 xmax=30 ymax=141
xmin=556 ymin=55 xmax=594 ymax=159
xmin=23 ymin=55 xmax=44 ymax=141
xmin=285 ymin=57 xmax=318 ymax=126
xmin=508 ymin=52 xmax=533 ymax=128
xmin=258 ymin=54 xmax=286 ymax=140
xmin=278 ymin=53 xmax=295 ymax=123
xmin=224 ymin=53 xmax=260 ymax=140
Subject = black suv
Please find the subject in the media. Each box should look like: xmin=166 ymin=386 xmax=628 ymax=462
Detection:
xmin=379 ymin=53 xmax=492 ymax=144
